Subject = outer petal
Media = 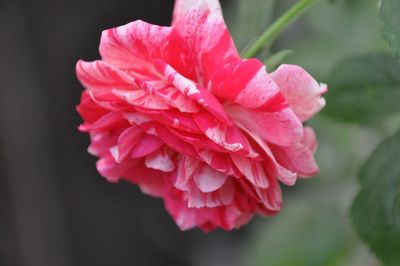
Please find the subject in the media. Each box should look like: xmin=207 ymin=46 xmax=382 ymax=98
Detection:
xmin=123 ymin=162 xmax=166 ymax=198
xmin=96 ymin=155 xmax=139 ymax=183
xmin=172 ymin=0 xmax=239 ymax=85
xmin=211 ymin=59 xmax=284 ymax=110
xmin=76 ymin=60 xmax=137 ymax=91
xmin=270 ymin=64 xmax=327 ymax=122
xmin=99 ymin=20 xmax=196 ymax=80
xmin=212 ymin=59 xmax=303 ymax=147
xmin=172 ymin=0 xmax=221 ymax=24
xmin=270 ymin=128 xmax=319 ymax=177
xmin=225 ymin=104 xmax=303 ymax=147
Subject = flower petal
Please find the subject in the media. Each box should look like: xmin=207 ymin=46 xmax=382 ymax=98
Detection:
xmin=99 ymin=20 xmax=197 ymax=80
xmin=193 ymin=164 xmax=228 ymax=193
xmin=113 ymin=125 xmax=144 ymax=163
xmin=230 ymin=153 xmax=269 ymax=189
xmin=270 ymin=64 xmax=327 ymax=122
xmin=154 ymin=60 xmax=231 ymax=124
xmin=76 ymin=60 xmax=137 ymax=91
xmin=172 ymin=0 xmax=239 ymax=85
xmin=130 ymin=135 xmax=164 ymax=158
xmin=212 ymin=59 xmax=304 ymax=147
xmin=225 ymin=104 xmax=303 ymax=147
xmin=193 ymin=111 xmax=259 ymax=158
xmin=145 ymin=148 xmax=175 ymax=172
xmin=236 ymin=122 xmax=297 ymax=186
xmin=270 ymin=128 xmax=319 ymax=177
xmin=172 ymin=0 xmax=221 ymax=24
xmin=112 ymin=89 xmax=170 ymax=110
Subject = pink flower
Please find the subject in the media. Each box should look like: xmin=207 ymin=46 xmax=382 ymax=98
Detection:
xmin=76 ymin=0 xmax=326 ymax=231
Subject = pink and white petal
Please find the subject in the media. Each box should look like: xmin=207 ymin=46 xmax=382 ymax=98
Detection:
xmin=172 ymin=0 xmax=239 ymax=84
xmin=188 ymin=177 xmax=234 ymax=208
xmin=195 ymin=147 xmax=242 ymax=178
xmin=211 ymin=59 xmax=286 ymax=112
xmin=76 ymin=60 xmax=137 ymax=91
xmin=236 ymin=122 xmax=297 ymax=186
xmin=137 ymin=79 xmax=200 ymax=113
xmin=230 ymin=153 xmax=269 ymax=189
xmin=168 ymin=128 xmax=227 ymax=153
xmin=193 ymin=111 xmax=259 ymax=158
xmin=112 ymin=89 xmax=170 ymax=110
xmin=270 ymin=139 xmax=319 ymax=178
xmin=172 ymin=0 xmax=221 ymax=25
xmin=145 ymin=148 xmax=175 ymax=172
xmin=253 ymin=176 xmax=282 ymax=212
xmin=88 ymin=131 xmax=118 ymax=157
xmin=99 ymin=20 xmax=197 ymax=79
xmin=99 ymin=20 xmax=170 ymax=72
xmin=123 ymin=112 xmax=152 ymax=126
xmin=96 ymin=155 xmax=139 ymax=183
xmin=174 ymin=155 xmax=200 ymax=191
xmin=154 ymin=60 xmax=231 ymax=124
xmin=136 ymin=108 xmax=201 ymax=133
xmin=193 ymin=164 xmax=228 ymax=193
xmin=138 ymin=122 xmax=199 ymax=158
xmin=225 ymin=104 xmax=303 ymax=147
xmin=163 ymin=190 xmax=208 ymax=230
xmin=130 ymin=135 xmax=164 ymax=158
xmin=270 ymin=64 xmax=327 ymax=122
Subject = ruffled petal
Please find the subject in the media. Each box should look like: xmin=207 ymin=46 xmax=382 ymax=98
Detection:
xmin=172 ymin=0 xmax=221 ymax=24
xmin=230 ymin=153 xmax=269 ymax=188
xmin=76 ymin=60 xmax=137 ymax=91
xmin=236 ymin=123 xmax=297 ymax=186
xmin=99 ymin=20 xmax=197 ymax=80
xmin=172 ymin=0 xmax=239 ymax=85
xmin=225 ymin=104 xmax=303 ymax=147
xmin=270 ymin=64 xmax=327 ymax=122
xmin=270 ymin=128 xmax=319 ymax=177
xmin=193 ymin=111 xmax=259 ymax=158
xmin=212 ymin=59 xmax=303 ymax=147
xmin=145 ymin=148 xmax=175 ymax=172
xmin=154 ymin=60 xmax=231 ymax=124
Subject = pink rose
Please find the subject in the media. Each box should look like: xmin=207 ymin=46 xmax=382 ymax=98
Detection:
xmin=76 ymin=0 xmax=326 ymax=231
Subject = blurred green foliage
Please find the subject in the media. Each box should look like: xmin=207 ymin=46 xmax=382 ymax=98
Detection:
xmin=324 ymin=54 xmax=400 ymax=124
xmin=379 ymin=0 xmax=400 ymax=59
xmin=351 ymin=132 xmax=400 ymax=266
xmin=225 ymin=0 xmax=400 ymax=265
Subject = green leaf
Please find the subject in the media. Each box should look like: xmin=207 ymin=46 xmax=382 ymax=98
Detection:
xmin=379 ymin=0 xmax=400 ymax=59
xmin=225 ymin=0 xmax=275 ymax=51
xmin=323 ymin=54 xmax=400 ymax=124
xmin=351 ymin=131 xmax=400 ymax=265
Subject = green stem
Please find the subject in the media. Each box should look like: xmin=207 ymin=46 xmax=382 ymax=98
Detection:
xmin=242 ymin=0 xmax=320 ymax=58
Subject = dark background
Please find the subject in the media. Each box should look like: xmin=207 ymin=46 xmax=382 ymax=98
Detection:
xmin=0 ymin=0 xmax=245 ymax=265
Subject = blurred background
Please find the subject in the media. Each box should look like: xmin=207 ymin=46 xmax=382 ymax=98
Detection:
xmin=0 ymin=0 xmax=394 ymax=265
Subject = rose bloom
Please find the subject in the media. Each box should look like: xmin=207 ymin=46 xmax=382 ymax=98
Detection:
xmin=76 ymin=0 xmax=326 ymax=231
